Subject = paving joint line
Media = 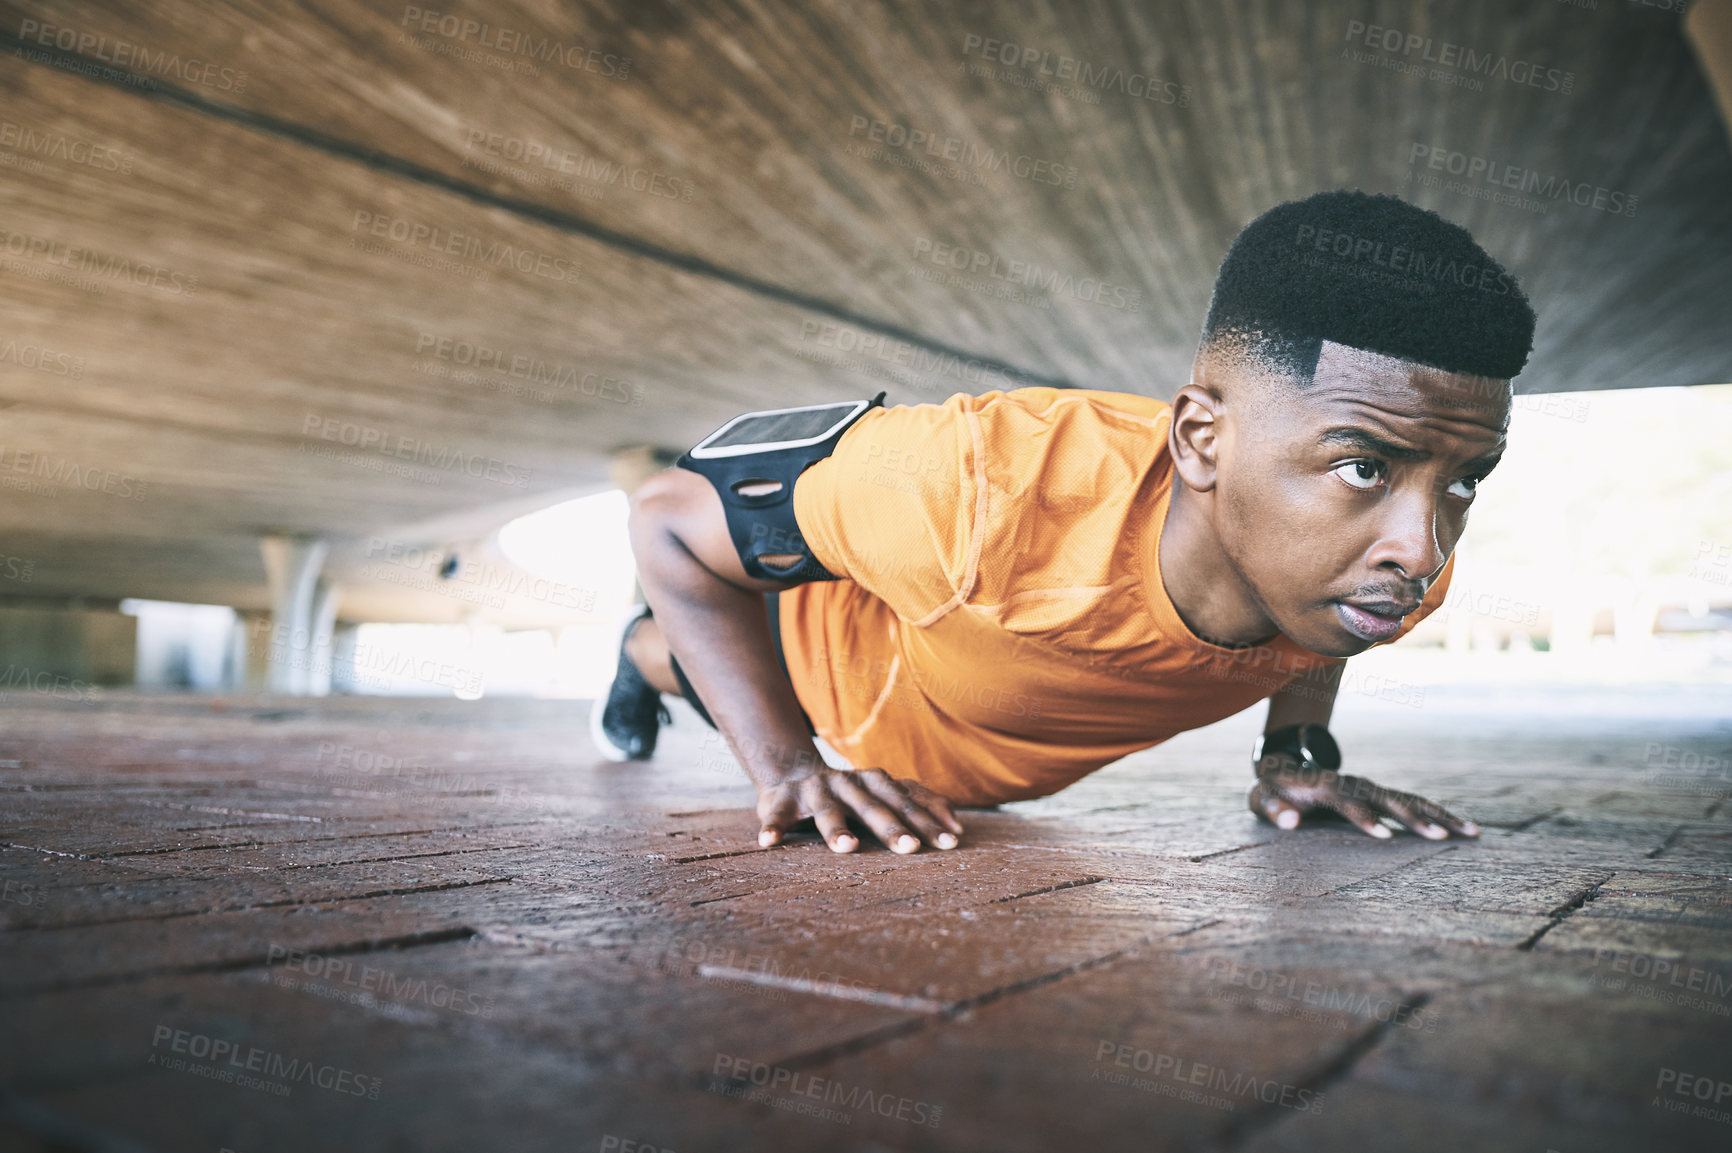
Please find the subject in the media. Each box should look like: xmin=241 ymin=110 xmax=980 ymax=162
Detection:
xmin=987 ymin=876 xmax=1107 ymax=903
xmin=1214 ymin=991 xmax=1432 ymax=1149
xmin=1645 ymin=826 xmax=1685 ymax=860
xmin=1187 ymin=842 xmax=1273 ymax=863
xmin=1324 ymin=844 xmax=1458 ymax=897
xmin=1493 ymin=807 xmax=1564 ymax=833
xmin=690 ymin=890 xmax=762 ymax=907
xmin=721 ymin=918 xmax=1217 ymax=1077
xmin=1516 ymin=872 xmax=1614 ymax=951
xmin=671 ymin=846 xmax=784 ymax=864
xmin=91 ymin=822 xmax=548 ymax=859
xmin=5 ymin=876 xmax=514 ymax=934
xmin=0 ymin=926 xmax=479 ymax=999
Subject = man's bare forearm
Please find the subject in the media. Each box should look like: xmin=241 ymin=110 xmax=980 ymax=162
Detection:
xmin=1263 ymin=659 xmax=1343 ymax=734
xmin=628 ymin=502 xmax=821 ymax=789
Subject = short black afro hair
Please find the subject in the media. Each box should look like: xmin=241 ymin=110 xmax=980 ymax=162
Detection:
xmin=1201 ymin=190 xmax=1535 ymax=381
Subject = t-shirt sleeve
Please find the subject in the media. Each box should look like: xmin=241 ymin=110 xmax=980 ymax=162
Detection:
xmin=1371 ymin=552 xmax=1456 ymax=648
xmin=791 ymin=393 xmax=983 ymax=627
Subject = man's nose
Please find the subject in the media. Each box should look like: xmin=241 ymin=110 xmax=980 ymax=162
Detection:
xmin=1367 ymin=486 xmax=1446 ymax=580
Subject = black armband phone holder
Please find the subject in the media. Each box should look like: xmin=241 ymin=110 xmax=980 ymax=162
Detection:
xmin=675 ymin=391 xmax=886 ymax=582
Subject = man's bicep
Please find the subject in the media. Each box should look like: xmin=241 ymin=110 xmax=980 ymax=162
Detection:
xmin=629 ymin=467 xmax=807 ymax=593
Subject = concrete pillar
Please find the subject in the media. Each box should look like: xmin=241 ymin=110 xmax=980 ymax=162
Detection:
xmin=307 ymin=578 xmax=342 ymax=696
xmin=259 ymin=535 xmax=328 ymax=694
xmin=330 ymin=621 xmax=361 ymax=694
xmin=224 ymin=612 xmax=249 ymax=691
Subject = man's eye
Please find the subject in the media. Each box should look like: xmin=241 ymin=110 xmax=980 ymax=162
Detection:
xmin=1446 ymin=475 xmax=1480 ymax=500
xmin=1331 ymin=459 xmax=1386 ymax=489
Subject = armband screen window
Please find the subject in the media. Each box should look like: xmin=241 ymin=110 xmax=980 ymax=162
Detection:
xmin=689 ymin=400 xmax=873 ymax=457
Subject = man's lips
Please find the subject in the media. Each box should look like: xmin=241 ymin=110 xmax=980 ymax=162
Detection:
xmin=1334 ymin=600 xmax=1416 ymax=642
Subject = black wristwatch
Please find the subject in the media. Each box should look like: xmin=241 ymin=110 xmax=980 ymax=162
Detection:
xmin=1252 ymin=723 xmax=1341 ymax=775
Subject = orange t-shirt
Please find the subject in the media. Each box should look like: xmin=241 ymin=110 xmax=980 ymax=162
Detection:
xmin=780 ymin=387 xmax=1453 ymax=807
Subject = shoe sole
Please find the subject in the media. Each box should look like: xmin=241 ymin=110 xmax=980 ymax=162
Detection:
xmin=590 ymin=604 xmax=654 ymax=763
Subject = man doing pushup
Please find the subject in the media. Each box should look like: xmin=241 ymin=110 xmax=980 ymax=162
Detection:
xmin=596 ymin=190 xmax=1533 ymax=855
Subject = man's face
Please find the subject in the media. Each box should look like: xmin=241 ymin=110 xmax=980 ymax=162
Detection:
xmin=1213 ymin=340 xmax=1510 ymax=658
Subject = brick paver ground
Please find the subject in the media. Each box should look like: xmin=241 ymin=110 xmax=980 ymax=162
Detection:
xmin=1 ymin=684 xmax=1728 ymax=1151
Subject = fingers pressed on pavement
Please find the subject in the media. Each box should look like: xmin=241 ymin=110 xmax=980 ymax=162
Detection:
xmin=1370 ymin=792 xmax=1447 ymax=840
xmin=832 ymin=777 xmax=920 ymax=853
xmin=1417 ymin=800 xmax=1480 ymax=838
xmin=757 ymin=793 xmax=798 ymax=848
xmin=1250 ymin=781 xmax=1302 ymax=830
xmin=809 ymin=799 xmax=859 ymax=853
xmin=860 ymin=773 xmax=953 ymax=848
xmin=1321 ymin=795 xmax=1392 ymax=839
xmin=906 ymin=782 xmax=965 ymax=837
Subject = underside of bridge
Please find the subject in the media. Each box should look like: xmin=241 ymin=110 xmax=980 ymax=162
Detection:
xmin=0 ymin=0 xmax=1728 ymax=621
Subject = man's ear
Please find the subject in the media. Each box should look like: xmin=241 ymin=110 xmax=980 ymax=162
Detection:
xmin=1169 ymin=381 xmax=1224 ymax=494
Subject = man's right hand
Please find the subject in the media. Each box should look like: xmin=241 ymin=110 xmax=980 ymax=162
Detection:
xmin=757 ymin=766 xmax=964 ymax=854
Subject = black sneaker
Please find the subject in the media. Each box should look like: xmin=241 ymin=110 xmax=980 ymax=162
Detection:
xmin=590 ymin=605 xmax=672 ymax=762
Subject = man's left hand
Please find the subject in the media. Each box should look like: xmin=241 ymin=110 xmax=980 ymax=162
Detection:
xmin=1249 ymin=761 xmax=1479 ymax=841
